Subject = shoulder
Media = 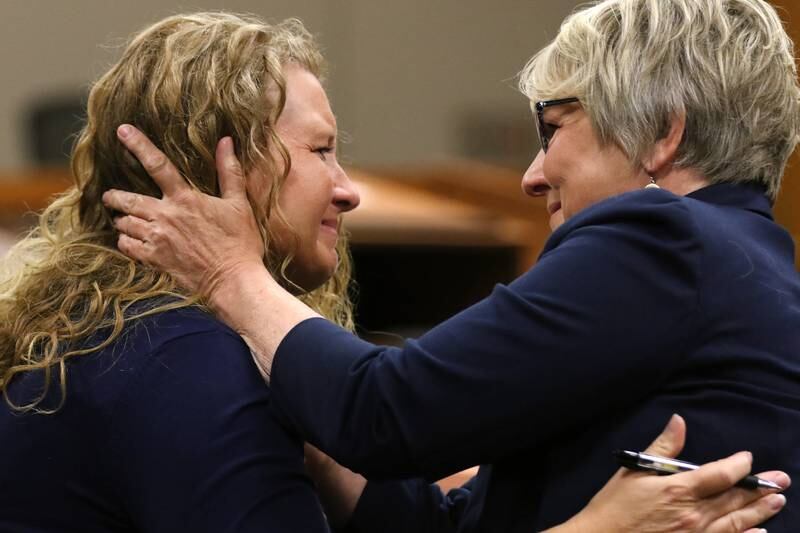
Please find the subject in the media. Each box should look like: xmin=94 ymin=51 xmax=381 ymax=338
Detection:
xmin=78 ymin=306 xmax=262 ymax=421
xmin=112 ymin=306 xmax=261 ymax=398
xmin=512 ymin=188 xmax=702 ymax=317
xmin=103 ymin=308 xmax=327 ymax=531
xmin=544 ymin=188 xmax=696 ymax=254
xmin=537 ymin=189 xmax=702 ymax=277
xmin=122 ymin=305 xmax=245 ymax=353
xmin=106 ymin=306 xmax=276 ymax=459
xmin=103 ymin=306 xmax=251 ymax=376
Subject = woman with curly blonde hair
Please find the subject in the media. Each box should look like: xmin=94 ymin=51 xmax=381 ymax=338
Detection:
xmin=0 ymin=12 xmax=359 ymax=531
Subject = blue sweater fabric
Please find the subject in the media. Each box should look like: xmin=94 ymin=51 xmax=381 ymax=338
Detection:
xmin=269 ymin=184 xmax=800 ymax=532
xmin=0 ymin=307 xmax=330 ymax=532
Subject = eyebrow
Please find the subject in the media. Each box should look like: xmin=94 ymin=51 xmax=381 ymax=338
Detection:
xmin=309 ymin=114 xmax=337 ymax=140
xmin=306 ymin=119 xmax=336 ymax=144
xmin=545 ymin=102 xmax=580 ymax=121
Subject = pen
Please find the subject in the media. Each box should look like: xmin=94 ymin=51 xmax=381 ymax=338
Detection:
xmin=614 ymin=449 xmax=783 ymax=490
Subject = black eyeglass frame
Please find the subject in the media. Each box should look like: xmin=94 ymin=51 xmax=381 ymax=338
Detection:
xmin=534 ymin=97 xmax=579 ymax=153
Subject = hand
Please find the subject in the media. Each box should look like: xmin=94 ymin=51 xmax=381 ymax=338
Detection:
xmin=102 ymin=124 xmax=265 ymax=302
xmin=105 ymin=125 xmax=316 ymax=373
xmin=552 ymin=415 xmax=788 ymax=533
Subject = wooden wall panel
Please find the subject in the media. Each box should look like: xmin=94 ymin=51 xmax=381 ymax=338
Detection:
xmin=771 ymin=0 xmax=800 ymax=266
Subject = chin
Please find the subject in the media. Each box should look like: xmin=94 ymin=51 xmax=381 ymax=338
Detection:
xmin=549 ymin=212 xmax=566 ymax=231
xmin=283 ymin=253 xmax=338 ymax=294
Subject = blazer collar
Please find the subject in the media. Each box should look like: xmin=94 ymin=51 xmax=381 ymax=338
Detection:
xmin=686 ymin=183 xmax=772 ymax=219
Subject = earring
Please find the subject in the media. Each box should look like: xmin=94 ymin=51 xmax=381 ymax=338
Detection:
xmin=645 ymin=176 xmax=660 ymax=189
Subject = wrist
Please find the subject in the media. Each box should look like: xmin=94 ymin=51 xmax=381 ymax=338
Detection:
xmin=204 ymin=259 xmax=273 ymax=331
xmin=547 ymin=506 xmax=607 ymax=533
xmin=202 ymin=257 xmax=320 ymax=382
xmin=304 ymin=443 xmax=338 ymax=478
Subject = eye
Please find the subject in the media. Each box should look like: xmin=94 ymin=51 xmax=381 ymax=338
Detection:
xmin=313 ymin=146 xmax=334 ymax=161
xmin=542 ymin=122 xmax=561 ymax=145
xmin=544 ymin=122 xmax=560 ymax=135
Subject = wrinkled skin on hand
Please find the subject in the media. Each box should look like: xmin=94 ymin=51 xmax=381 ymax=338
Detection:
xmin=103 ymin=125 xmax=264 ymax=302
xmin=556 ymin=415 xmax=788 ymax=533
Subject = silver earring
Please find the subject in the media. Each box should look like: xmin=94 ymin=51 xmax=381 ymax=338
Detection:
xmin=645 ymin=176 xmax=660 ymax=189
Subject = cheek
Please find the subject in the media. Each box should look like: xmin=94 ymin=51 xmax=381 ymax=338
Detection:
xmin=566 ymin=174 xmax=593 ymax=203
xmin=278 ymin=179 xmax=332 ymax=243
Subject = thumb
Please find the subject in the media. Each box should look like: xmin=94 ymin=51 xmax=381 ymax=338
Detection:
xmin=216 ymin=136 xmax=247 ymax=200
xmin=642 ymin=413 xmax=686 ymax=458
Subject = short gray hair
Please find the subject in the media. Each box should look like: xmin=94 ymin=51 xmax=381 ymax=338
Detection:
xmin=519 ymin=0 xmax=800 ymax=201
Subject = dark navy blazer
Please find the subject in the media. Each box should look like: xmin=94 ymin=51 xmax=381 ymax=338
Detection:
xmin=270 ymin=184 xmax=800 ymax=532
xmin=0 ymin=308 xmax=329 ymax=532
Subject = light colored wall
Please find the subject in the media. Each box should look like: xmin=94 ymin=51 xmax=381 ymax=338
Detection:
xmin=331 ymin=0 xmax=577 ymax=166
xmin=0 ymin=0 xmax=334 ymax=170
xmin=0 ymin=0 xmax=580 ymax=171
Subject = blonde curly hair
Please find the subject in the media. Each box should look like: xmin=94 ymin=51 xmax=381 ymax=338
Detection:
xmin=0 ymin=12 xmax=354 ymax=413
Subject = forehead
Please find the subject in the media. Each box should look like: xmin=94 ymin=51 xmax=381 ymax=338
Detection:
xmin=278 ymin=64 xmax=336 ymax=133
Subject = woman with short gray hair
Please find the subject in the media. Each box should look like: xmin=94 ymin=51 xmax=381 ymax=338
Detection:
xmin=519 ymin=0 xmax=797 ymax=202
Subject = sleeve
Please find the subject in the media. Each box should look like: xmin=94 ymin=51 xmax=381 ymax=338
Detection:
xmin=340 ymin=477 xmax=475 ymax=533
xmin=271 ymin=193 xmax=702 ymax=480
xmin=107 ymin=328 xmax=330 ymax=533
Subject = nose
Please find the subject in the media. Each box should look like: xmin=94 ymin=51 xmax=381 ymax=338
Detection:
xmin=521 ymin=150 xmax=549 ymax=197
xmin=333 ymin=165 xmax=361 ymax=212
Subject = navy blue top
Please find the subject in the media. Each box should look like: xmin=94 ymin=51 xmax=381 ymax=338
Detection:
xmin=0 ymin=307 xmax=329 ymax=532
xmin=270 ymin=184 xmax=800 ymax=532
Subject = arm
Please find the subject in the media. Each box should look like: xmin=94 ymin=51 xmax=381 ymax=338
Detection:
xmin=307 ymin=440 xmax=471 ymax=533
xmin=313 ymin=415 xmax=788 ymax=533
xmin=108 ymin=325 xmax=328 ymax=533
xmin=304 ymin=443 xmax=469 ymax=533
xmin=105 ymin=126 xmax=700 ymax=476
xmin=303 ymin=443 xmax=366 ymax=529
xmin=266 ymin=196 xmax=701 ymax=477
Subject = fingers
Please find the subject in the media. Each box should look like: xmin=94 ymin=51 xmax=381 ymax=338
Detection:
xmin=706 ymin=492 xmax=786 ymax=533
xmin=117 ymin=124 xmax=188 ymax=197
xmin=117 ymin=233 xmax=151 ymax=265
xmin=103 ymin=189 xmax=161 ymax=221
xmin=216 ymin=137 xmax=248 ymax=200
xmin=642 ymin=413 xmax=686 ymax=458
xmin=114 ymin=215 xmax=152 ymax=243
xmin=686 ymin=451 xmax=754 ymax=499
xmin=754 ymin=470 xmax=791 ymax=491
xmin=699 ymin=483 xmax=772 ymax=525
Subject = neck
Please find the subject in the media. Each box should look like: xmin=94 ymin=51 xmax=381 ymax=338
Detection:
xmin=655 ymin=167 xmax=710 ymax=197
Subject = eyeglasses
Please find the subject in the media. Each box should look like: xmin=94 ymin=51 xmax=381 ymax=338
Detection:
xmin=534 ymin=97 xmax=579 ymax=152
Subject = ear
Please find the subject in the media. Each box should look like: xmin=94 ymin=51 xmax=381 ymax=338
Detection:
xmin=643 ymin=113 xmax=685 ymax=176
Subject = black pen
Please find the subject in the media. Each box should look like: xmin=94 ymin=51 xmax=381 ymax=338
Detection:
xmin=614 ymin=450 xmax=782 ymax=490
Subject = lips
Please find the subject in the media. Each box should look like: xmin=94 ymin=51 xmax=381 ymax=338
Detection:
xmin=320 ymin=219 xmax=338 ymax=232
xmin=547 ymin=201 xmax=562 ymax=215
